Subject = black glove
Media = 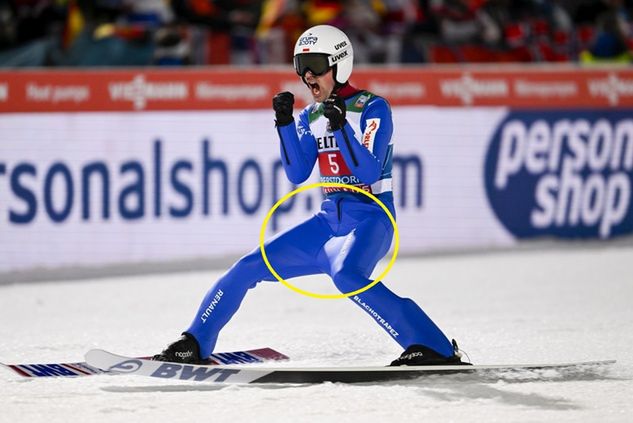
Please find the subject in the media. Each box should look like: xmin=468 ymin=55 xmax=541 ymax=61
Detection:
xmin=323 ymin=94 xmax=346 ymax=131
xmin=272 ymin=91 xmax=294 ymax=126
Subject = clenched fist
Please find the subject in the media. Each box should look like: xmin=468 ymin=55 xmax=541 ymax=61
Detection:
xmin=323 ymin=94 xmax=346 ymax=131
xmin=272 ymin=91 xmax=294 ymax=126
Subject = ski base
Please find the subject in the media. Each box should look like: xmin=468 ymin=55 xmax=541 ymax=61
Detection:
xmin=85 ymin=349 xmax=616 ymax=385
xmin=1 ymin=347 xmax=288 ymax=378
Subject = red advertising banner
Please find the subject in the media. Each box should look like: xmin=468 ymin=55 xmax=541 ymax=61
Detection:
xmin=1 ymin=66 xmax=633 ymax=113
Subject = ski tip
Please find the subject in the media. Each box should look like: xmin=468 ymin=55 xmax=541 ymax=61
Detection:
xmin=84 ymin=349 xmax=116 ymax=371
xmin=0 ymin=362 xmax=31 ymax=378
xmin=84 ymin=349 xmax=106 ymax=360
xmin=85 ymin=346 xmax=290 ymax=371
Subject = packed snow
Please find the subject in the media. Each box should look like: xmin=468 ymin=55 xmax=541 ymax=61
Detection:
xmin=1 ymin=245 xmax=632 ymax=423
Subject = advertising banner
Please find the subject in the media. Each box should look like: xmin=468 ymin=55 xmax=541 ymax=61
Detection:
xmin=1 ymin=67 xmax=631 ymax=274
xmin=2 ymin=67 xmax=633 ymax=112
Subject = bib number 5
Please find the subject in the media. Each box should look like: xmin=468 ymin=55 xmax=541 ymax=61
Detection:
xmin=328 ymin=153 xmax=340 ymax=174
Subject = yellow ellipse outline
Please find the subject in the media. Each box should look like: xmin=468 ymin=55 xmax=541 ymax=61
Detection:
xmin=259 ymin=182 xmax=399 ymax=299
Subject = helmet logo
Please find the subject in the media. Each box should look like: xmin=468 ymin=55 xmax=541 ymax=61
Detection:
xmin=329 ymin=49 xmax=349 ymax=65
xmin=298 ymin=35 xmax=318 ymax=46
xmin=334 ymin=41 xmax=347 ymax=50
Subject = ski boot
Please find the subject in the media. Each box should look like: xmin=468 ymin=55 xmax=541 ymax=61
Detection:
xmin=390 ymin=339 xmax=471 ymax=366
xmin=152 ymin=332 xmax=206 ymax=364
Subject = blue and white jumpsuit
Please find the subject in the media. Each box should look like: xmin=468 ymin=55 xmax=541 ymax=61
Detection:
xmin=186 ymin=86 xmax=454 ymax=359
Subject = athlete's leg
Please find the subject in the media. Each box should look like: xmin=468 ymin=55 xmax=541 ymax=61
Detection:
xmin=187 ymin=214 xmax=330 ymax=357
xmin=326 ymin=214 xmax=454 ymax=357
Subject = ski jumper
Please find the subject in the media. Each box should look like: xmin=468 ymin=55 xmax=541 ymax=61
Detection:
xmin=186 ymin=86 xmax=454 ymax=358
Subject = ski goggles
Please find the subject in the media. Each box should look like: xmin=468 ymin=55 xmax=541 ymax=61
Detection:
xmin=294 ymin=53 xmax=331 ymax=77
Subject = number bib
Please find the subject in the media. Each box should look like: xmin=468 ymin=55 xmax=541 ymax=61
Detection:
xmin=310 ymin=92 xmax=375 ymax=195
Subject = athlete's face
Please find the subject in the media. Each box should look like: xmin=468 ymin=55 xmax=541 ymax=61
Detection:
xmin=303 ymin=69 xmax=336 ymax=103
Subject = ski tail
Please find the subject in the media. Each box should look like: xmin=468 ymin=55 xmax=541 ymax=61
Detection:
xmin=1 ymin=347 xmax=289 ymax=378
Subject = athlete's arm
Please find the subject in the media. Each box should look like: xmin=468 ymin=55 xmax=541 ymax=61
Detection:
xmin=331 ymin=97 xmax=393 ymax=184
xmin=276 ymin=109 xmax=318 ymax=184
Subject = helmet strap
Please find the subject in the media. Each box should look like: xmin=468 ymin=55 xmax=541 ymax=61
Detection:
xmin=334 ymin=81 xmax=348 ymax=94
xmin=332 ymin=64 xmax=341 ymax=86
xmin=332 ymin=64 xmax=346 ymax=92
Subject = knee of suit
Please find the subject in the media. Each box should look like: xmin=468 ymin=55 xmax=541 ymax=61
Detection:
xmin=401 ymin=297 xmax=419 ymax=313
xmin=225 ymin=251 xmax=270 ymax=288
xmin=331 ymin=270 xmax=369 ymax=294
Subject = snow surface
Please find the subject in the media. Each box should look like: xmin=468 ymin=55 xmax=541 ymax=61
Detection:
xmin=1 ymin=245 xmax=632 ymax=423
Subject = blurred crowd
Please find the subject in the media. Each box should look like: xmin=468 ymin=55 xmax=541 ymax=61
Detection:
xmin=1 ymin=0 xmax=633 ymax=67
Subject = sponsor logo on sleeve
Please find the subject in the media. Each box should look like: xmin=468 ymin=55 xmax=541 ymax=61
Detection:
xmin=354 ymin=94 xmax=369 ymax=108
xmin=362 ymin=118 xmax=380 ymax=150
xmin=485 ymin=111 xmax=633 ymax=239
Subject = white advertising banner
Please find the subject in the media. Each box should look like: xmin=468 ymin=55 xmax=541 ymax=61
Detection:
xmin=2 ymin=107 xmax=632 ymax=274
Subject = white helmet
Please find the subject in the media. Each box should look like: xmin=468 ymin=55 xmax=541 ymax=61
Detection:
xmin=293 ymin=25 xmax=354 ymax=84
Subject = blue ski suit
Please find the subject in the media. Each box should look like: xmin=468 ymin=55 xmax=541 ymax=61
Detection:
xmin=187 ymin=86 xmax=454 ymax=358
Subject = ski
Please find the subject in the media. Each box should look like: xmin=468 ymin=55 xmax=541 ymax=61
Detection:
xmin=85 ymin=349 xmax=616 ymax=385
xmin=1 ymin=347 xmax=288 ymax=378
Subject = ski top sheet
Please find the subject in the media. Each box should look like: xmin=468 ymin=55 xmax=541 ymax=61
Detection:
xmin=0 ymin=347 xmax=288 ymax=378
xmin=85 ymin=349 xmax=616 ymax=385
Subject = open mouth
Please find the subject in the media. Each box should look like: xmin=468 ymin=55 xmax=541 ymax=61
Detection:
xmin=309 ymin=82 xmax=320 ymax=97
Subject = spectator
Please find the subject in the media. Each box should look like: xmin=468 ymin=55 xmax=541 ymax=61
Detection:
xmin=344 ymin=0 xmax=423 ymax=64
xmin=122 ymin=0 xmax=174 ymax=28
xmin=418 ymin=0 xmax=502 ymax=63
xmin=400 ymin=0 xmax=441 ymax=62
xmin=1 ymin=0 xmax=632 ymax=66
xmin=0 ymin=0 xmax=66 ymax=66
xmin=255 ymin=0 xmax=305 ymax=64
xmin=342 ymin=0 xmax=384 ymax=63
xmin=0 ymin=1 xmax=18 ymax=51
xmin=171 ymin=0 xmax=262 ymax=65
xmin=480 ymin=0 xmax=573 ymax=62
xmin=431 ymin=0 xmax=500 ymax=46
xmin=59 ymin=0 xmax=154 ymax=66
xmin=579 ymin=0 xmax=633 ymax=62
